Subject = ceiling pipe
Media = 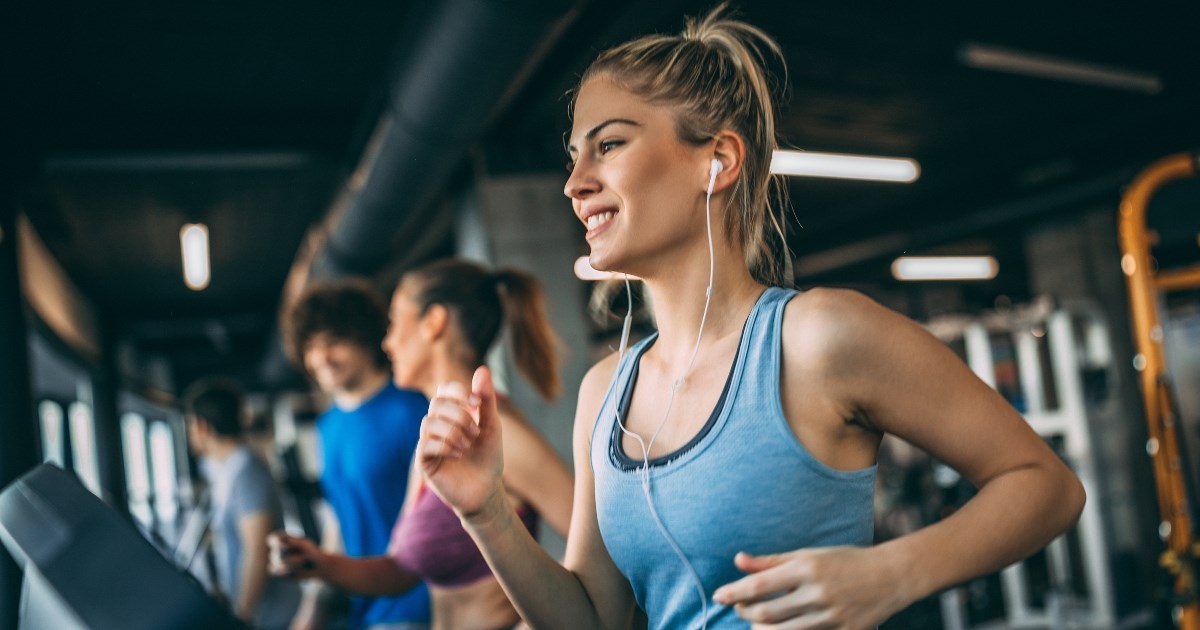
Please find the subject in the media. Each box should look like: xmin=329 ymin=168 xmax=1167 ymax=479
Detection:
xmin=305 ymin=0 xmax=582 ymax=279
xmin=264 ymin=0 xmax=582 ymax=387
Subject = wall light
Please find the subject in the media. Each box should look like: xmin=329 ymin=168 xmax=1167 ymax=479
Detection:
xmin=892 ymin=256 xmax=998 ymax=281
xmin=180 ymin=223 xmax=210 ymax=290
xmin=770 ymin=150 xmax=920 ymax=183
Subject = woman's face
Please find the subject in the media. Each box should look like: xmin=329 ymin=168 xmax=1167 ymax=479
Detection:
xmin=382 ymin=284 xmax=431 ymax=391
xmin=564 ymin=76 xmax=711 ymax=277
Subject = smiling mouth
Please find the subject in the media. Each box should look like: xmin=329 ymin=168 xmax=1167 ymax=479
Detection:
xmin=586 ymin=211 xmax=615 ymax=230
xmin=315 ymin=365 xmax=343 ymax=380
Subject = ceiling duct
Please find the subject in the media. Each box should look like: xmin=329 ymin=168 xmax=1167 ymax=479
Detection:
xmin=307 ymin=0 xmax=582 ymax=278
xmin=264 ymin=0 xmax=581 ymax=387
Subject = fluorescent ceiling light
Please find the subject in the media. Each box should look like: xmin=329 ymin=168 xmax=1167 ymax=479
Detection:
xmin=574 ymin=256 xmax=638 ymax=281
xmin=180 ymin=223 xmax=210 ymax=290
xmin=959 ymin=43 xmax=1162 ymax=94
xmin=892 ymin=256 xmax=998 ymax=281
xmin=770 ymin=150 xmax=920 ymax=183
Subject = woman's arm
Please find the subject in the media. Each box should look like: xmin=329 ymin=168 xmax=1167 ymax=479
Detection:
xmin=269 ymin=531 xmax=420 ymax=596
xmin=496 ymin=399 xmax=574 ymax=538
xmin=275 ymin=444 xmax=426 ymax=603
xmin=715 ymin=288 xmax=1085 ymax=627
xmin=421 ymin=363 xmax=637 ymax=629
xmin=320 ymin=554 xmax=420 ymax=596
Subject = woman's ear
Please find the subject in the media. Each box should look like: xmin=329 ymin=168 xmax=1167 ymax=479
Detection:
xmin=707 ymin=130 xmax=746 ymax=193
xmin=421 ymin=303 xmax=450 ymax=341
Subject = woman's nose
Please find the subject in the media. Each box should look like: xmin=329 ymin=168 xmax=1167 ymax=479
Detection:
xmin=564 ymin=159 xmax=598 ymax=200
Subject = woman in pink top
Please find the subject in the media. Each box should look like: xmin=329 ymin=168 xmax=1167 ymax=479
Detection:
xmin=271 ymin=259 xmax=573 ymax=630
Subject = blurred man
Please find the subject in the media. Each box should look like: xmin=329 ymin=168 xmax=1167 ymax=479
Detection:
xmin=280 ymin=280 xmax=430 ymax=630
xmin=185 ymin=377 xmax=300 ymax=630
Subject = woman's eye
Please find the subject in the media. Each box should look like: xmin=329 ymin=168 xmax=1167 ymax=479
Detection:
xmin=565 ymin=159 xmax=576 ymax=173
xmin=598 ymin=139 xmax=623 ymax=154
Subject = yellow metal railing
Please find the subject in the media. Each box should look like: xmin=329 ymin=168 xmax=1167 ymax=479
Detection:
xmin=1118 ymin=151 xmax=1200 ymax=629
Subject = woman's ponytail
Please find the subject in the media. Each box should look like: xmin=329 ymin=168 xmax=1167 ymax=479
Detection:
xmin=494 ymin=269 xmax=562 ymax=402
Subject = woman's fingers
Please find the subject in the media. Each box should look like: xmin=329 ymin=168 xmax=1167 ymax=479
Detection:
xmin=421 ymin=414 xmax=474 ymax=456
xmin=420 ymin=383 xmax=483 ymax=460
xmin=715 ymin=551 xmax=809 ymax=605
xmin=716 ymin=547 xmax=898 ymax=629
xmin=732 ymin=583 xmax=827 ymax=625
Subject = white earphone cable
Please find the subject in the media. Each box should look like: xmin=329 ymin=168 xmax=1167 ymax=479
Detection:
xmin=613 ymin=164 xmax=719 ymax=627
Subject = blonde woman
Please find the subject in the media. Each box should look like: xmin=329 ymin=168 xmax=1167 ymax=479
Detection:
xmin=415 ymin=7 xmax=1084 ymax=629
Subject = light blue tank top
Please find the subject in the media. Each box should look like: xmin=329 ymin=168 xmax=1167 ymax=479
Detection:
xmin=592 ymin=287 xmax=876 ymax=629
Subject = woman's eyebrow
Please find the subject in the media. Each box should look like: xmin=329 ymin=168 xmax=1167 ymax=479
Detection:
xmin=567 ymin=118 xmax=641 ymax=154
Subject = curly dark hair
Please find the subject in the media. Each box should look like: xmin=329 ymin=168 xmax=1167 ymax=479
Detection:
xmin=281 ymin=278 xmax=390 ymax=374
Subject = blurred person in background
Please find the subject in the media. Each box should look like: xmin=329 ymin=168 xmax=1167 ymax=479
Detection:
xmin=280 ymin=279 xmax=430 ymax=630
xmin=271 ymin=259 xmax=572 ymax=630
xmin=185 ymin=377 xmax=301 ymax=629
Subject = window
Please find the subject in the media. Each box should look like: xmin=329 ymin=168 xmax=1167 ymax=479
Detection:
xmin=37 ymin=400 xmax=65 ymax=466
xmin=148 ymin=421 xmax=179 ymax=525
xmin=67 ymin=402 xmax=101 ymax=497
xmin=121 ymin=413 xmax=153 ymax=528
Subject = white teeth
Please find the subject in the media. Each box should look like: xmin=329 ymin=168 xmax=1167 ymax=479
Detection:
xmin=586 ymin=211 xmax=614 ymax=230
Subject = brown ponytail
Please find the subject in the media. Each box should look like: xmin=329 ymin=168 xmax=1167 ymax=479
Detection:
xmin=494 ymin=269 xmax=562 ymax=402
xmin=403 ymin=258 xmax=562 ymax=402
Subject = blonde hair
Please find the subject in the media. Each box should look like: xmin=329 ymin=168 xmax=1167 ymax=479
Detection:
xmin=576 ymin=4 xmax=791 ymax=286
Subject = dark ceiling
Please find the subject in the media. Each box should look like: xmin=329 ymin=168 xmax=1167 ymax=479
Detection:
xmin=492 ymin=0 xmax=1200 ymax=273
xmin=10 ymin=0 xmax=1200 ymax=392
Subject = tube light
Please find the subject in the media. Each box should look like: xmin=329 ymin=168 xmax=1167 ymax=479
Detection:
xmin=891 ymin=256 xmax=998 ymax=281
xmin=959 ymin=43 xmax=1162 ymax=95
xmin=180 ymin=223 xmax=210 ymax=290
xmin=770 ymin=150 xmax=919 ymax=183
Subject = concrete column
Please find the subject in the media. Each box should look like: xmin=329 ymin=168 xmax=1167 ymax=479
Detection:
xmin=472 ymin=174 xmax=592 ymax=559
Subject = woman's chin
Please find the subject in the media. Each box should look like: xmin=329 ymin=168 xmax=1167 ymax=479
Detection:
xmin=588 ymin=252 xmax=625 ymax=276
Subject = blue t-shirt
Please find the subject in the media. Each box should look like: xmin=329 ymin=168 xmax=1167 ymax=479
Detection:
xmin=318 ymin=383 xmax=431 ymax=628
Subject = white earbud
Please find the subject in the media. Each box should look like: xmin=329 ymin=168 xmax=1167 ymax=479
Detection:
xmin=708 ymin=159 xmax=723 ymax=194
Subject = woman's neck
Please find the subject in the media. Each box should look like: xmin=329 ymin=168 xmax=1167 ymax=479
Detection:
xmin=418 ymin=354 xmax=477 ymax=400
xmin=641 ymin=258 xmax=764 ymax=367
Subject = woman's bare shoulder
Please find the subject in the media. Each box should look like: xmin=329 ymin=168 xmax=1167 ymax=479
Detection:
xmin=783 ymin=288 xmax=888 ymax=359
xmin=582 ymin=351 xmax=621 ymax=395
xmin=786 ymin=286 xmax=880 ymax=324
xmin=781 ymin=287 xmax=939 ymax=397
xmin=572 ymin=351 xmax=623 ymax=444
